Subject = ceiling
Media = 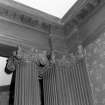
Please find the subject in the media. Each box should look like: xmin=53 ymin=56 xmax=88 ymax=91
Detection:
xmin=13 ymin=0 xmax=78 ymax=19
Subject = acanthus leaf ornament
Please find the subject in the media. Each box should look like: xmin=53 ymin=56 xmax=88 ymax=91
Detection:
xmin=6 ymin=45 xmax=85 ymax=77
xmin=6 ymin=46 xmax=52 ymax=77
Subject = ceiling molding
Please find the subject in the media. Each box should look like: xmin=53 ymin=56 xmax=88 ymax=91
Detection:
xmin=0 ymin=3 xmax=52 ymax=34
xmin=0 ymin=0 xmax=104 ymax=54
xmin=61 ymin=0 xmax=88 ymax=24
xmin=81 ymin=3 xmax=105 ymax=47
xmin=65 ymin=0 xmax=105 ymax=52
xmin=0 ymin=1 xmax=65 ymax=36
xmin=0 ymin=0 xmax=100 ymax=37
xmin=0 ymin=0 xmax=61 ymax=24
xmin=64 ymin=0 xmax=103 ymax=36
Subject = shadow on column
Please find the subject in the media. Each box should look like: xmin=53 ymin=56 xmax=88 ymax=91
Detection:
xmin=39 ymin=79 xmax=44 ymax=105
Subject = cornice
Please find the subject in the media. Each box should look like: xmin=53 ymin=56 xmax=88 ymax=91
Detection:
xmin=61 ymin=0 xmax=88 ymax=24
xmin=0 ymin=0 xmax=102 ymax=35
xmin=0 ymin=3 xmax=51 ymax=34
xmin=0 ymin=0 xmax=101 ymax=36
xmin=64 ymin=0 xmax=103 ymax=36
xmin=0 ymin=2 xmax=65 ymax=36
xmin=0 ymin=0 xmax=61 ymax=24
xmin=82 ymin=2 xmax=105 ymax=47
xmin=65 ymin=0 xmax=105 ymax=53
xmin=0 ymin=0 xmax=103 ymax=55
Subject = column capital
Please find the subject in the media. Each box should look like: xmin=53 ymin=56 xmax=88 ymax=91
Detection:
xmin=6 ymin=45 xmax=52 ymax=74
xmin=15 ymin=45 xmax=50 ymax=64
xmin=6 ymin=45 xmax=86 ymax=76
xmin=52 ymin=45 xmax=86 ymax=66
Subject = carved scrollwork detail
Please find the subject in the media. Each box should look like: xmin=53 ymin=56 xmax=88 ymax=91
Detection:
xmin=6 ymin=53 xmax=20 ymax=72
xmin=6 ymin=45 xmax=85 ymax=77
xmin=16 ymin=46 xmax=51 ymax=66
xmin=6 ymin=46 xmax=52 ymax=75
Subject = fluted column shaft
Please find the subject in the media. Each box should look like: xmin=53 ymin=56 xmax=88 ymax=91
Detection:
xmin=14 ymin=59 xmax=40 ymax=105
xmin=42 ymin=45 xmax=93 ymax=105
xmin=43 ymin=65 xmax=58 ymax=105
xmin=6 ymin=46 xmax=50 ymax=105
xmin=67 ymin=59 xmax=93 ymax=105
xmin=43 ymin=63 xmax=73 ymax=105
xmin=43 ymin=59 xmax=93 ymax=105
xmin=55 ymin=63 xmax=73 ymax=105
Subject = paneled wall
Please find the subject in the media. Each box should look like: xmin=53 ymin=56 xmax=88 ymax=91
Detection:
xmin=86 ymin=31 xmax=105 ymax=105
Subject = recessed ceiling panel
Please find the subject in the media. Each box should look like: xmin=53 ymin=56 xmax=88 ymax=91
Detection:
xmin=13 ymin=0 xmax=78 ymax=18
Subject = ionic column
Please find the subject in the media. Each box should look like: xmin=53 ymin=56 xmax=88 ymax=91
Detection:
xmin=55 ymin=62 xmax=73 ymax=105
xmin=6 ymin=46 xmax=43 ymax=105
xmin=42 ymin=55 xmax=73 ymax=105
xmin=42 ymin=45 xmax=93 ymax=105
xmin=43 ymin=64 xmax=58 ymax=105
